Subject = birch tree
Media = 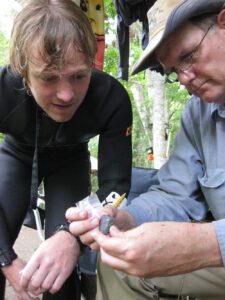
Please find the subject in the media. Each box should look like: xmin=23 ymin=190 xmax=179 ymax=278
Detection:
xmin=131 ymin=82 xmax=152 ymax=146
xmin=147 ymin=70 xmax=168 ymax=169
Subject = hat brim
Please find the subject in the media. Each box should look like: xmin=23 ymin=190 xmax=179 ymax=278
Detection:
xmin=131 ymin=0 xmax=225 ymax=75
xmin=131 ymin=28 xmax=164 ymax=75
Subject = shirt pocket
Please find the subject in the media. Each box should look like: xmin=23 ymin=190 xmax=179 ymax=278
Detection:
xmin=198 ymin=168 xmax=225 ymax=220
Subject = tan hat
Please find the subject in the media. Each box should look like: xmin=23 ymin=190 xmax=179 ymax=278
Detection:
xmin=131 ymin=0 xmax=225 ymax=75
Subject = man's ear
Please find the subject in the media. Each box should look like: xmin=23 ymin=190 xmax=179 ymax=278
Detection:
xmin=217 ymin=9 xmax=225 ymax=28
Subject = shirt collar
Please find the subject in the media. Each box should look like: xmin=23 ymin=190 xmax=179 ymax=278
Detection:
xmin=211 ymin=103 xmax=225 ymax=119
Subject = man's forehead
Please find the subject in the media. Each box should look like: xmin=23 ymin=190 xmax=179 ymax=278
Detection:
xmin=29 ymin=62 xmax=89 ymax=75
xmin=155 ymin=22 xmax=198 ymax=61
xmin=28 ymin=56 xmax=90 ymax=77
xmin=27 ymin=52 xmax=53 ymax=74
xmin=28 ymin=39 xmax=81 ymax=63
xmin=27 ymin=46 xmax=89 ymax=75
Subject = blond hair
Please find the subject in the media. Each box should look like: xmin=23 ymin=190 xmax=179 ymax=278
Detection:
xmin=10 ymin=0 xmax=97 ymax=79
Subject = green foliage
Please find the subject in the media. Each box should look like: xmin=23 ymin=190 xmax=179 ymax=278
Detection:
xmin=102 ymin=19 xmax=156 ymax=168
xmin=89 ymin=136 xmax=99 ymax=192
xmin=124 ymin=74 xmax=189 ymax=167
xmin=131 ymin=106 xmax=152 ymax=167
xmin=102 ymin=13 xmax=153 ymax=167
xmin=126 ymin=82 xmax=153 ymax=168
xmin=89 ymin=135 xmax=99 ymax=158
xmin=104 ymin=0 xmax=117 ymax=19
xmin=104 ymin=46 xmax=118 ymax=76
xmin=0 ymin=133 xmax=4 ymax=144
xmin=166 ymin=82 xmax=189 ymax=153
xmin=104 ymin=0 xmax=117 ymax=43
xmin=0 ymin=31 xmax=9 ymax=66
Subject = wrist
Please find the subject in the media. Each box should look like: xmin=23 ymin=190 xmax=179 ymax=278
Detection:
xmin=54 ymin=222 xmax=87 ymax=254
xmin=195 ymin=223 xmax=223 ymax=267
xmin=75 ymin=235 xmax=87 ymax=254
xmin=0 ymin=247 xmax=17 ymax=268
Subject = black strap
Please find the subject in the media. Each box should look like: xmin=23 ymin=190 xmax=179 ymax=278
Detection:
xmin=30 ymin=109 xmax=41 ymax=209
xmin=0 ymin=247 xmax=17 ymax=268
xmin=54 ymin=221 xmax=87 ymax=254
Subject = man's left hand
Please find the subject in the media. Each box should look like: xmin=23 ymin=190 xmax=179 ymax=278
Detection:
xmin=20 ymin=230 xmax=79 ymax=295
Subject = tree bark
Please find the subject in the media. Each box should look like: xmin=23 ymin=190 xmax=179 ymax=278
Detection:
xmin=147 ymin=70 xmax=168 ymax=169
xmin=131 ymin=82 xmax=152 ymax=146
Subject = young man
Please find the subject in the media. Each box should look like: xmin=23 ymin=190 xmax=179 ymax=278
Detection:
xmin=67 ymin=0 xmax=225 ymax=299
xmin=0 ymin=0 xmax=132 ymax=299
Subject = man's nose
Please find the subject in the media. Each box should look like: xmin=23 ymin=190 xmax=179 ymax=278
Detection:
xmin=56 ymin=80 xmax=74 ymax=102
xmin=178 ymin=69 xmax=195 ymax=86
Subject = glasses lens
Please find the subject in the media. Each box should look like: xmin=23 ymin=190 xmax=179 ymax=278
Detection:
xmin=166 ymin=72 xmax=178 ymax=83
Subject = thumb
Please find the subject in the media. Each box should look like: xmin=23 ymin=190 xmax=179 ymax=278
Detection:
xmin=109 ymin=225 xmax=124 ymax=238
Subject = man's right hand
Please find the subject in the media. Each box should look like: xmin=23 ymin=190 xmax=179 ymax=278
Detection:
xmin=2 ymin=257 xmax=40 ymax=300
xmin=65 ymin=205 xmax=136 ymax=251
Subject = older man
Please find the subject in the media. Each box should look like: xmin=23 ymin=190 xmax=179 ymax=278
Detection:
xmin=66 ymin=0 xmax=225 ymax=299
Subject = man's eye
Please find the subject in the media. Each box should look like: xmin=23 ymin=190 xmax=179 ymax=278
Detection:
xmin=182 ymin=51 xmax=197 ymax=65
xmin=180 ymin=51 xmax=196 ymax=70
xmin=184 ymin=53 xmax=194 ymax=63
xmin=71 ymin=74 xmax=86 ymax=80
xmin=42 ymin=76 xmax=59 ymax=82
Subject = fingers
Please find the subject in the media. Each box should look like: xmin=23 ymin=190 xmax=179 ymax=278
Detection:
xmin=20 ymin=251 xmax=58 ymax=294
xmin=21 ymin=259 xmax=65 ymax=295
xmin=109 ymin=225 xmax=124 ymax=237
xmin=66 ymin=207 xmax=100 ymax=237
xmin=92 ymin=227 xmax=126 ymax=255
xmin=22 ymin=291 xmax=41 ymax=300
xmin=20 ymin=231 xmax=79 ymax=296
xmin=99 ymin=248 xmax=130 ymax=272
xmin=91 ymin=230 xmax=109 ymax=246
xmin=93 ymin=228 xmax=130 ymax=272
xmin=92 ymin=228 xmax=137 ymax=275
xmin=22 ymin=273 xmax=58 ymax=296
xmin=15 ymin=288 xmax=40 ymax=300
xmin=69 ymin=216 xmax=99 ymax=236
xmin=20 ymin=260 xmax=40 ymax=289
xmin=66 ymin=205 xmax=116 ymax=223
xmin=65 ymin=206 xmax=119 ymax=248
xmin=89 ymin=241 xmax=100 ymax=251
xmin=26 ymin=267 xmax=53 ymax=295
xmin=65 ymin=207 xmax=89 ymax=222
xmin=48 ymin=273 xmax=66 ymax=294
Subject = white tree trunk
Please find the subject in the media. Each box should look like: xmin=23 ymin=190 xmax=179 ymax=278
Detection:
xmin=147 ymin=70 xmax=168 ymax=169
xmin=131 ymin=83 xmax=152 ymax=145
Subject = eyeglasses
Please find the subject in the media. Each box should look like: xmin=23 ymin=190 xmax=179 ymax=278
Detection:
xmin=165 ymin=23 xmax=213 ymax=83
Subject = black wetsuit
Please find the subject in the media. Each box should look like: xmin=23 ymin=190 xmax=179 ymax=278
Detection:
xmin=0 ymin=67 xmax=132 ymax=299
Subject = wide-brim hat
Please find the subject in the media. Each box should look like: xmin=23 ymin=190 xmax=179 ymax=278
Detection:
xmin=131 ymin=0 xmax=225 ymax=75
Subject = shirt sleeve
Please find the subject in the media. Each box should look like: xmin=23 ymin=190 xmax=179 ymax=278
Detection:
xmin=125 ymin=101 xmax=208 ymax=225
xmin=96 ymin=81 xmax=132 ymax=201
xmin=213 ymin=220 xmax=225 ymax=266
xmin=0 ymin=209 xmax=15 ymax=251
